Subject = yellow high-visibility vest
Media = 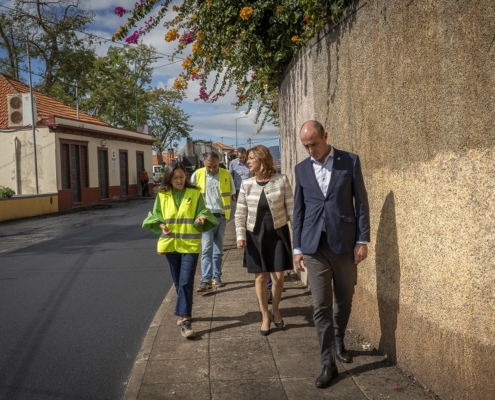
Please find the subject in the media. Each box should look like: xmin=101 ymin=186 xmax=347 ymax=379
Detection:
xmin=194 ymin=167 xmax=232 ymax=219
xmin=157 ymin=188 xmax=202 ymax=253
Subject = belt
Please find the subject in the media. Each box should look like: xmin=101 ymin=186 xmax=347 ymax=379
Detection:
xmin=213 ymin=213 xmax=224 ymax=217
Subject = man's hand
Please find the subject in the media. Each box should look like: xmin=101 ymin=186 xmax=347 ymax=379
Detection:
xmin=237 ymin=240 xmax=246 ymax=249
xmin=354 ymin=244 xmax=368 ymax=265
xmin=294 ymin=254 xmax=306 ymax=271
xmin=195 ymin=216 xmax=206 ymax=225
xmin=231 ymin=194 xmax=237 ymax=202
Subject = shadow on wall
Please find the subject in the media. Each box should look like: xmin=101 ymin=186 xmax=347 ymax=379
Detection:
xmin=375 ymin=191 xmax=401 ymax=364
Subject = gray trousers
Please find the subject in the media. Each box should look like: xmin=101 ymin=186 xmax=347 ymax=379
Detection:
xmin=305 ymin=233 xmax=357 ymax=365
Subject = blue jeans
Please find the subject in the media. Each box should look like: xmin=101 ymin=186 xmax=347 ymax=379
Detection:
xmin=165 ymin=252 xmax=199 ymax=317
xmin=200 ymin=215 xmax=227 ymax=283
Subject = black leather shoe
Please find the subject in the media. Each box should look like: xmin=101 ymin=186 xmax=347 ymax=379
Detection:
xmin=335 ymin=342 xmax=353 ymax=363
xmin=315 ymin=364 xmax=338 ymax=388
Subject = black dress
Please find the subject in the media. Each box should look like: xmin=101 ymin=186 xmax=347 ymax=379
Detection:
xmin=244 ymin=181 xmax=293 ymax=274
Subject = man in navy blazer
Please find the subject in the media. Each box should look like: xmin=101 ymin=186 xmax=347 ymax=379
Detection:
xmin=293 ymin=120 xmax=370 ymax=389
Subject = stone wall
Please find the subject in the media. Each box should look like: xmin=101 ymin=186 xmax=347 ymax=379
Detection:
xmin=278 ymin=1 xmax=495 ymax=399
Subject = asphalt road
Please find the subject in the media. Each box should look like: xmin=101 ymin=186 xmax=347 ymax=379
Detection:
xmin=0 ymin=199 xmax=172 ymax=400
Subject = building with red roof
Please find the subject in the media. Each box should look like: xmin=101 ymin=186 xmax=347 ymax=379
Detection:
xmin=0 ymin=74 xmax=154 ymax=220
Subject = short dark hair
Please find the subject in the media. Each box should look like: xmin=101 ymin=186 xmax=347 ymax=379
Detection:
xmin=160 ymin=161 xmax=198 ymax=192
xmin=236 ymin=147 xmax=247 ymax=154
xmin=203 ymin=152 xmax=220 ymax=161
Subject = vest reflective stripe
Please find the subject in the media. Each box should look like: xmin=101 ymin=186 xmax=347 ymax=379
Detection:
xmin=195 ymin=168 xmax=232 ymax=219
xmin=161 ymin=233 xmax=202 ymax=240
xmin=163 ymin=218 xmax=196 ymax=224
xmin=157 ymin=188 xmax=202 ymax=253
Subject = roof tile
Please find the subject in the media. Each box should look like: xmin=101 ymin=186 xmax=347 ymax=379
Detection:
xmin=0 ymin=73 xmax=110 ymax=129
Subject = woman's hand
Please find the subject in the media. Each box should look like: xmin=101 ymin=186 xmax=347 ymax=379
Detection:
xmin=237 ymin=240 xmax=246 ymax=249
xmin=159 ymin=223 xmax=172 ymax=235
xmin=195 ymin=216 xmax=206 ymax=225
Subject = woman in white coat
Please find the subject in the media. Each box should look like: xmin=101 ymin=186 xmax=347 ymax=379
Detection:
xmin=235 ymin=145 xmax=294 ymax=336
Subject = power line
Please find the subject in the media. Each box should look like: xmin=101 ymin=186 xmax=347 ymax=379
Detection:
xmin=0 ymin=59 xmax=45 ymax=79
xmin=0 ymin=4 xmax=185 ymax=61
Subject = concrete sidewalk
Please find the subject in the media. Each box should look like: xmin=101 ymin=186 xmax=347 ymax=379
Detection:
xmin=124 ymin=220 xmax=438 ymax=400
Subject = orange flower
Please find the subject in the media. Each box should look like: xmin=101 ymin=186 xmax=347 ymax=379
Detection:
xmin=165 ymin=29 xmax=179 ymax=42
xmin=239 ymin=6 xmax=254 ymax=20
xmin=196 ymin=31 xmax=204 ymax=42
xmin=173 ymin=78 xmax=187 ymax=90
xmin=191 ymin=67 xmax=200 ymax=75
xmin=291 ymin=35 xmax=299 ymax=43
xmin=192 ymin=41 xmax=203 ymax=54
xmin=182 ymin=56 xmax=192 ymax=69
xmin=172 ymin=5 xmax=180 ymax=12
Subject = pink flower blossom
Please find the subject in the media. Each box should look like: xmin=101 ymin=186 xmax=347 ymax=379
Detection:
xmin=179 ymin=31 xmax=195 ymax=45
xmin=126 ymin=30 xmax=141 ymax=44
xmin=114 ymin=6 xmax=126 ymax=17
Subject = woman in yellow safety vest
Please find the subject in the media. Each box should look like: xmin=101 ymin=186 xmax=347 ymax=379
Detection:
xmin=143 ymin=162 xmax=217 ymax=339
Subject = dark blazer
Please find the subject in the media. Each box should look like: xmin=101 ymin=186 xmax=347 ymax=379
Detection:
xmin=293 ymin=147 xmax=370 ymax=255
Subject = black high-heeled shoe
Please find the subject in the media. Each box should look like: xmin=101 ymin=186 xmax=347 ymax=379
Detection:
xmin=260 ymin=322 xmax=271 ymax=336
xmin=271 ymin=313 xmax=284 ymax=330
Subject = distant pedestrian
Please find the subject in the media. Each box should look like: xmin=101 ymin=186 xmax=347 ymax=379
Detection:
xmin=229 ymin=147 xmax=250 ymax=201
xmin=191 ymin=152 xmax=236 ymax=291
xmin=235 ymin=145 xmax=294 ymax=336
xmin=142 ymin=162 xmax=218 ymax=339
xmin=293 ymin=120 xmax=370 ymax=388
xmin=139 ymin=168 xmax=151 ymax=197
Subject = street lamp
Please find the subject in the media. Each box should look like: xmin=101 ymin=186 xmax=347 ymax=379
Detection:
xmin=235 ymin=116 xmax=248 ymax=149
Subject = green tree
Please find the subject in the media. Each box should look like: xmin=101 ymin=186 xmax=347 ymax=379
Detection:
xmin=0 ymin=6 xmax=24 ymax=80
xmin=0 ymin=0 xmax=96 ymax=102
xmin=146 ymin=87 xmax=193 ymax=161
xmin=81 ymin=44 xmax=157 ymax=131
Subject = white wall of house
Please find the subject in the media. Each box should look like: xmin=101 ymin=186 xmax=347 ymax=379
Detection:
xmin=0 ymin=127 xmax=58 ymax=195
xmin=0 ymin=126 xmax=153 ymax=198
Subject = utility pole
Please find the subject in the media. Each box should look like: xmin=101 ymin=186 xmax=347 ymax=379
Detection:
xmin=26 ymin=39 xmax=39 ymax=194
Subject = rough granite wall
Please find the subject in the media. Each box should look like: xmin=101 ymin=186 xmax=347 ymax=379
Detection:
xmin=278 ymin=1 xmax=495 ymax=399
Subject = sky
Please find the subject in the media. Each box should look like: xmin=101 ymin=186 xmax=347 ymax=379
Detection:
xmin=69 ymin=0 xmax=282 ymax=150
